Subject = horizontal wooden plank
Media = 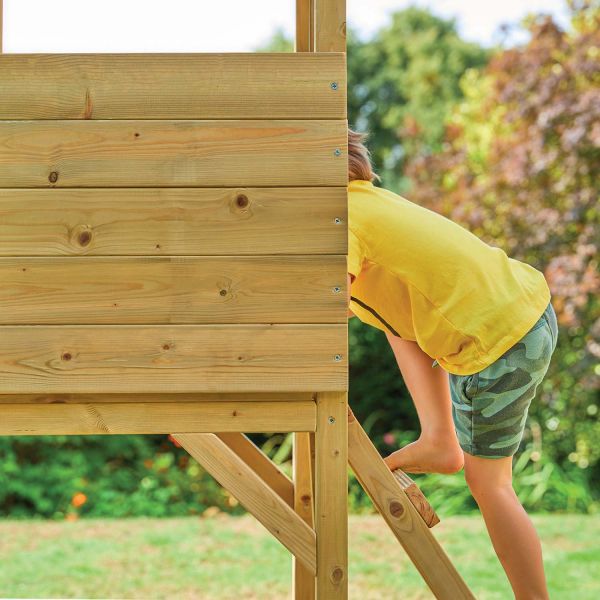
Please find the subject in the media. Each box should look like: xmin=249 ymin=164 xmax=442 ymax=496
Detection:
xmin=0 ymin=119 xmax=348 ymax=187
xmin=0 ymin=53 xmax=346 ymax=120
xmin=0 ymin=255 xmax=347 ymax=324
xmin=0 ymin=187 xmax=347 ymax=255
xmin=0 ymin=392 xmax=316 ymax=404
xmin=0 ymin=324 xmax=348 ymax=393
xmin=0 ymin=401 xmax=317 ymax=435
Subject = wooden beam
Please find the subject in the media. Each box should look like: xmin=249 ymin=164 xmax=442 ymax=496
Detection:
xmin=0 ymin=187 xmax=347 ymax=256
xmin=347 ymin=407 xmax=475 ymax=599
xmin=295 ymin=0 xmax=315 ymax=52
xmin=0 ymin=391 xmax=315 ymax=405
xmin=216 ymin=432 xmax=294 ymax=507
xmin=0 ymin=324 xmax=347 ymax=394
xmin=0 ymin=119 xmax=347 ymax=188
xmin=0 ymin=53 xmax=346 ymax=119
xmin=315 ymin=0 xmax=346 ymax=53
xmin=0 ymin=401 xmax=316 ymax=435
xmin=173 ymin=432 xmax=317 ymax=576
xmin=315 ymin=392 xmax=348 ymax=599
xmin=0 ymin=255 xmax=347 ymax=325
xmin=292 ymin=431 xmax=316 ymax=599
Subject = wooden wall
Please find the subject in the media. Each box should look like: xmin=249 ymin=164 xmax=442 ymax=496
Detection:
xmin=0 ymin=52 xmax=349 ymax=394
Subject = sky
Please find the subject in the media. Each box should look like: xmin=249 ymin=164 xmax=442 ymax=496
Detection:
xmin=2 ymin=0 xmax=571 ymax=53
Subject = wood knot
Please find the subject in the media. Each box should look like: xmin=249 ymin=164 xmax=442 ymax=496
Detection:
xmin=235 ymin=193 xmax=249 ymax=208
xmin=78 ymin=230 xmax=92 ymax=246
xmin=389 ymin=500 xmax=404 ymax=518
xmin=61 ymin=352 xmax=72 ymax=361
xmin=232 ymin=410 xmax=238 ymax=417
xmin=330 ymin=566 xmax=345 ymax=585
xmin=48 ymin=171 xmax=59 ymax=184
xmin=162 ymin=344 xmax=170 ymax=350
xmin=300 ymin=494 xmax=311 ymax=504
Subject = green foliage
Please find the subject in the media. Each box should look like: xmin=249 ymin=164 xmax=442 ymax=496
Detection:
xmin=1 ymin=4 xmax=597 ymax=519
xmin=403 ymin=2 xmax=600 ymax=501
xmin=347 ymin=7 xmax=490 ymax=191
xmin=0 ymin=435 xmax=238 ymax=519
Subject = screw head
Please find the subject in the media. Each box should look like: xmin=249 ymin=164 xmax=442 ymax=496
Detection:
xmin=333 ymin=286 xmax=341 ymax=293
xmin=334 ymin=217 xmax=342 ymax=224
xmin=334 ymin=148 xmax=342 ymax=157
xmin=330 ymin=81 xmax=338 ymax=91
xmin=328 ymin=416 xmax=336 ymax=424
xmin=334 ymin=354 xmax=342 ymax=361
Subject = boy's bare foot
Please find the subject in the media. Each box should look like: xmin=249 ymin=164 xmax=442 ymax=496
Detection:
xmin=383 ymin=436 xmax=464 ymax=474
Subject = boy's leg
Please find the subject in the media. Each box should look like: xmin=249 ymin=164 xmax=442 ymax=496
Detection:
xmin=382 ymin=332 xmax=463 ymax=474
xmin=463 ymin=453 xmax=549 ymax=600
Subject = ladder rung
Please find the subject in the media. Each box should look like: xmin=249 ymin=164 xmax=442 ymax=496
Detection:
xmin=392 ymin=469 xmax=440 ymax=528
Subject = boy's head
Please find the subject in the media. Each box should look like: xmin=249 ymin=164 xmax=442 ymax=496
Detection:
xmin=348 ymin=127 xmax=381 ymax=184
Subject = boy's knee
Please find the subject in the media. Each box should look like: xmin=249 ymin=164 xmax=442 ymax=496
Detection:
xmin=464 ymin=456 xmax=514 ymax=501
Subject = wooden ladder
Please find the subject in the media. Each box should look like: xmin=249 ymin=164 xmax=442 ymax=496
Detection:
xmin=347 ymin=406 xmax=475 ymax=599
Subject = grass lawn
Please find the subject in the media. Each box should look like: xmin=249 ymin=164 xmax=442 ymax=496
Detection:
xmin=0 ymin=513 xmax=598 ymax=599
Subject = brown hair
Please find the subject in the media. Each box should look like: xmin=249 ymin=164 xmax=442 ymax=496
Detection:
xmin=348 ymin=127 xmax=381 ymax=183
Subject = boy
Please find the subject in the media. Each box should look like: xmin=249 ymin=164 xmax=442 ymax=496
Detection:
xmin=346 ymin=127 xmax=558 ymax=600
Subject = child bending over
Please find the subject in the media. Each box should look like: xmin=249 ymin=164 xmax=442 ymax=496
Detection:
xmin=346 ymin=128 xmax=558 ymax=600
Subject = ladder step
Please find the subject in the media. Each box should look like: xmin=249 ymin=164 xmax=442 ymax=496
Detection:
xmin=392 ymin=469 xmax=440 ymax=528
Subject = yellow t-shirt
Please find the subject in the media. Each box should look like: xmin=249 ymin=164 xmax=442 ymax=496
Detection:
xmin=347 ymin=179 xmax=551 ymax=376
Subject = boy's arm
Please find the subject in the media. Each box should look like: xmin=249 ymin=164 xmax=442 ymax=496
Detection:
xmin=384 ymin=331 xmax=453 ymax=429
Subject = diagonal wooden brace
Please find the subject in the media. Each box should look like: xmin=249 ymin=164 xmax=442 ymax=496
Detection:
xmin=216 ymin=432 xmax=294 ymax=508
xmin=172 ymin=432 xmax=317 ymax=576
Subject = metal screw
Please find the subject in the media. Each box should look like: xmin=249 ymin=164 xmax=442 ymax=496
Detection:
xmin=334 ymin=354 xmax=342 ymax=361
xmin=330 ymin=81 xmax=338 ymax=91
xmin=328 ymin=416 xmax=336 ymax=424
xmin=334 ymin=148 xmax=342 ymax=157
xmin=333 ymin=286 xmax=341 ymax=293
xmin=334 ymin=217 xmax=342 ymax=224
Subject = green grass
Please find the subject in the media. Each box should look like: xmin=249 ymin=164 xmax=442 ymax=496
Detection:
xmin=0 ymin=514 xmax=598 ymax=599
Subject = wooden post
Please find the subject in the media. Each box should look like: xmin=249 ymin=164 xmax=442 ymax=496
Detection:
xmin=1 ymin=0 xmax=3 ymax=53
xmin=295 ymin=0 xmax=314 ymax=53
xmin=293 ymin=431 xmax=316 ymax=599
xmin=315 ymin=0 xmax=346 ymax=53
xmin=314 ymin=391 xmax=348 ymax=599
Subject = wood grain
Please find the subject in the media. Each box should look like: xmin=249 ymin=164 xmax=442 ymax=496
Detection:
xmin=216 ymin=432 xmax=295 ymax=507
xmin=0 ymin=255 xmax=347 ymax=324
xmin=315 ymin=391 xmax=348 ymax=599
xmin=316 ymin=0 xmax=346 ymax=53
xmin=0 ymin=324 xmax=347 ymax=393
xmin=0 ymin=400 xmax=316 ymax=435
xmin=0 ymin=53 xmax=346 ymax=119
xmin=0 ymin=187 xmax=347 ymax=256
xmin=0 ymin=391 xmax=315 ymax=404
xmin=0 ymin=119 xmax=347 ymax=187
xmin=293 ymin=430 xmax=316 ymax=599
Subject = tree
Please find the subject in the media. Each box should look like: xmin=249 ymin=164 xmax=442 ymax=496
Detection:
xmin=404 ymin=1 xmax=600 ymax=482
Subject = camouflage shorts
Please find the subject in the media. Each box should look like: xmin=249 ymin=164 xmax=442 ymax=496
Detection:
xmin=449 ymin=301 xmax=558 ymax=458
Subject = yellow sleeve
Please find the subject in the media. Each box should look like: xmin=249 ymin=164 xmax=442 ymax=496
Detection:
xmin=347 ymin=227 xmax=365 ymax=278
